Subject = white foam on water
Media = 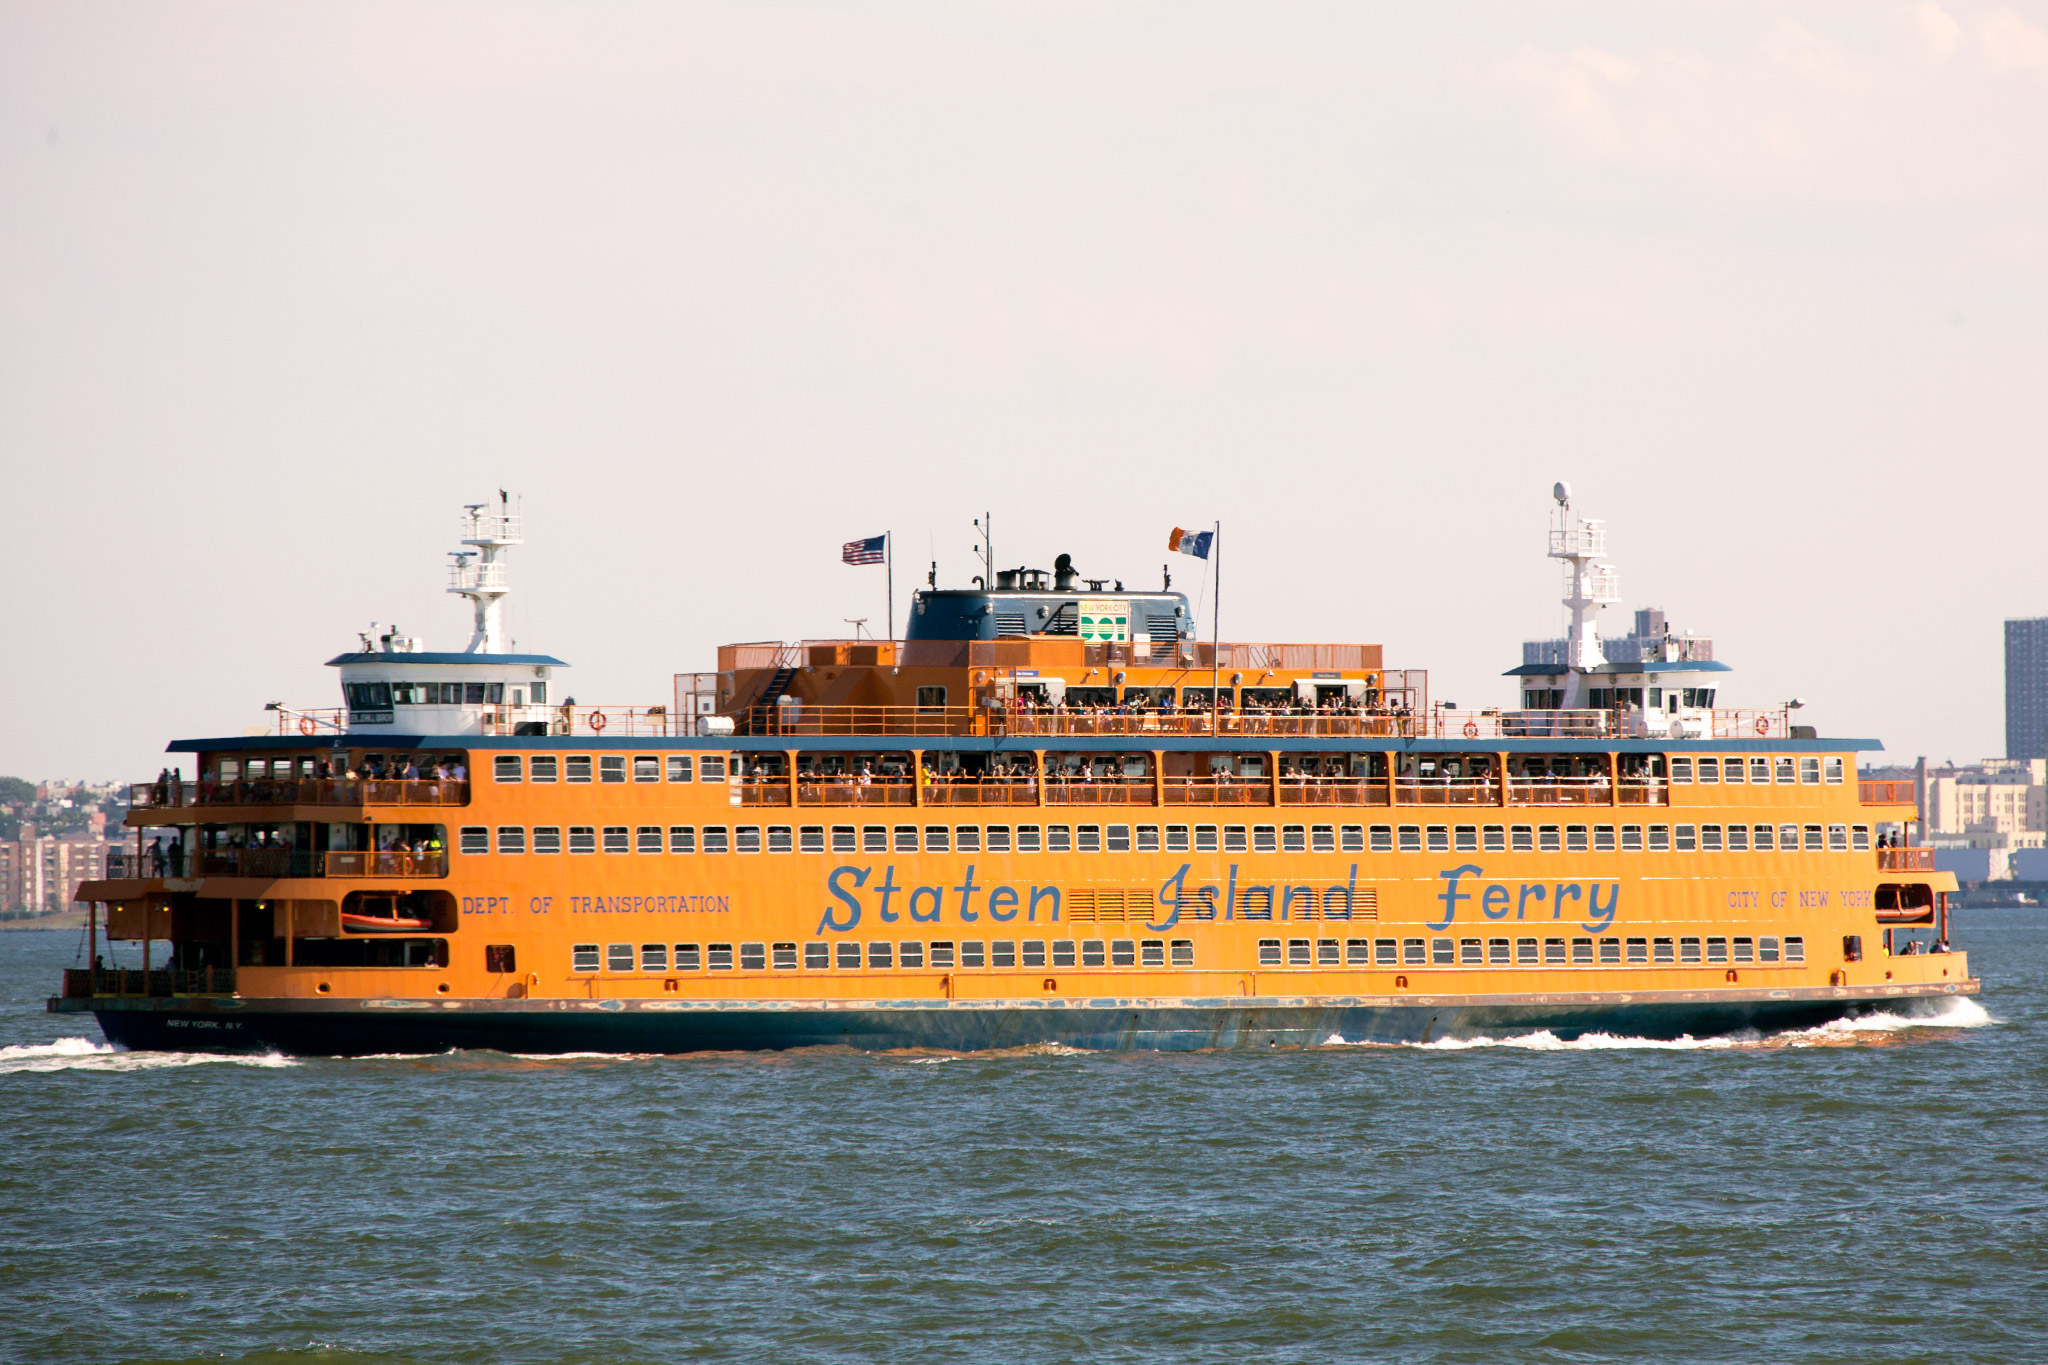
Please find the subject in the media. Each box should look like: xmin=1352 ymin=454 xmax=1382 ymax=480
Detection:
xmin=0 ymin=1036 xmax=297 ymax=1074
xmin=906 ymin=1057 xmax=955 ymax=1065
xmin=1395 ymin=995 xmax=1996 ymax=1053
xmin=1778 ymin=994 xmax=1994 ymax=1045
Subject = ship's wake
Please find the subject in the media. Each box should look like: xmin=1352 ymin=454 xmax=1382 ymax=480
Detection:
xmin=0 ymin=1036 xmax=298 ymax=1074
xmin=1332 ymin=995 xmax=1996 ymax=1052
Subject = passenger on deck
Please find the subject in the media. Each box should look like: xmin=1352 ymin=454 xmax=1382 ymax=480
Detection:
xmin=166 ymin=837 xmax=184 ymax=878
xmin=149 ymin=841 xmax=166 ymax=876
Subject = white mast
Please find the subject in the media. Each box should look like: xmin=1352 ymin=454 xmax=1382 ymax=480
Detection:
xmin=448 ymin=492 xmax=524 ymax=653
xmin=1546 ymin=481 xmax=1620 ymax=697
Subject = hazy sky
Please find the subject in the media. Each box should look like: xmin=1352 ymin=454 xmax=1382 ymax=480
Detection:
xmin=4 ymin=1 xmax=2045 ymax=780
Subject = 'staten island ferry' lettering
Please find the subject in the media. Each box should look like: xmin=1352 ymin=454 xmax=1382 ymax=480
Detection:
xmin=54 ymin=491 xmax=1975 ymax=1053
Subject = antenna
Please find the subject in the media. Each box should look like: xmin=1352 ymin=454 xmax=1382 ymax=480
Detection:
xmin=844 ymin=617 xmax=869 ymax=641
xmin=449 ymin=496 xmax=524 ymax=653
xmin=1546 ymin=484 xmax=1619 ymax=673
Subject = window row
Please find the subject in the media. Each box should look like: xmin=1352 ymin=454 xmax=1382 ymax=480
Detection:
xmin=1256 ymin=934 xmax=1806 ymax=966
xmin=1670 ymin=756 xmax=1843 ymax=785
xmin=572 ymin=938 xmax=1199 ymax=973
xmin=491 ymin=754 xmax=728 ymax=785
xmin=459 ymin=821 xmax=1872 ymax=856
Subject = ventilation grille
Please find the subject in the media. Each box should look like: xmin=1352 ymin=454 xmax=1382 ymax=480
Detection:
xmin=1147 ymin=613 xmax=1179 ymax=646
xmin=995 ymin=611 xmax=1026 ymax=635
xmin=1065 ymin=887 xmax=1151 ymax=922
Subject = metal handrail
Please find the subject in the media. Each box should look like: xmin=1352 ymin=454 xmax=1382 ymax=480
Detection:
xmin=1877 ymin=847 xmax=1937 ymax=871
xmin=1860 ymin=780 xmax=1916 ymax=806
xmin=130 ymin=779 xmax=470 ymax=809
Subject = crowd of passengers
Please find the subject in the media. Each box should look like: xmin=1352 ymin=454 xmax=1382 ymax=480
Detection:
xmin=1007 ymin=691 xmax=1414 ymax=721
xmin=151 ymin=756 xmax=469 ymax=804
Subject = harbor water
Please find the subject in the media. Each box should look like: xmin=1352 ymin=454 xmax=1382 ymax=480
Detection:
xmin=1 ymin=912 xmax=2042 ymax=1364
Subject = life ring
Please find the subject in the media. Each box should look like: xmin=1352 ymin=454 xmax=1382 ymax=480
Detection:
xmin=298 ymin=716 xmax=317 ymax=736
xmin=588 ymin=710 xmax=608 ymax=733
xmin=1462 ymin=720 xmax=1479 ymax=739
xmin=1754 ymin=716 xmax=1769 ymax=736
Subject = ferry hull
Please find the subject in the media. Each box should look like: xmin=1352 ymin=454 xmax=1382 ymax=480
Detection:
xmin=58 ymin=982 xmax=1976 ymax=1057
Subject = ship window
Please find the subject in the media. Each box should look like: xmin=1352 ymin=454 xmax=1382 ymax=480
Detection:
xmin=1538 ymin=826 xmax=1560 ymax=852
xmin=1800 ymin=757 xmax=1821 ymax=785
xmin=1403 ymin=939 xmax=1426 ymax=965
xmin=1571 ymin=937 xmax=1593 ymax=964
xmin=1825 ymin=756 xmax=1844 ymax=784
xmin=641 ymin=943 xmax=668 ymax=972
xmin=708 ymin=943 xmax=736 ymax=970
xmin=1802 ymin=824 xmax=1823 ymax=851
xmin=1774 ymin=757 xmax=1795 ymax=784
xmin=1751 ymin=823 xmax=1774 ymax=851
xmin=955 ymin=825 xmax=980 ymax=852
xmin=1053 ymin=940 xmax=1077 ymax=968
xmin=667 ymin=755 xmax=693 ymax=783
xmin=1697 ymin=758 xmax=1719 ymax=784
xmin=494 ymin=755 xmax=522 ymax=783
xmin=1397 ymin=826 xmax=1421 ymax=852
xmin=1733 ymin=935 xmax=1755 ymax=962
xmin=1075 ymin=939 xmax=1103 ymax=967
xmin=533 ymin=826 xmax=562 ymax=854
xmin=771 ymin=943 xmax=797 ymax=970
xmin=767 ymin=826 xmax=793 ymax=853
xmin=1851 ymin=825 xmax=1869 ymax=851
xmin=1700 ymin=824 xmax=1722 ymax=851
xmin=636 ymin=826 xmax=663 ymax=854
xmin=1254 ymin=826 xmax=1278 ymax=852
xmin=1145 ymin=938 xmax=1168 ymax=967
xmin=733 ymin=826 xmax=761 ymax=854
xmin=702 ymin=827 xmax=730 ymax=854
xmin=1018 ymin=825 xmax=1043 ymax=852
xmin=1424 ymin=826 xmax=1447 ymax=852
xmin=1167 ymin=825 xmax=1191 ymax=851
xmin=1258 ymin=940 xmax=1282 ymax=966
xmin=1341 ymin=826 xmax=1364 ymax=852
xmin=602 ymin=826 xmax=629 ymax=854
xmin=1722 ymin=758 xmax=1744 ymax=785
xmin=804 ymin=942 xmax=829 ymax=969
xmin=1197 ymin=825 xmax=1220 ymax=852
xmin=567 ymin=756 xmax=593 ymax=784
xmin=1375 ymin=939 xmax=1398 ymax=965
xmin=605 ymin=943 xmax=634 ymax=972
xmin=1483 ymin=826 xmax=1506 ymax=852
xmin=1371 ymin=826 xmax=1394 ymax=852
xmin=1286 ymin=938 xmax=1310 ymax=966
xmin=1131 ymin=825 xmax=1153 ymax=852
xmin=1648 ymin=825 xmax=1670 ymax=851
xmin=1775 ymin=822 xmax=1797 ymax=850
xmin=961 ymin=941 xmax=986 ymax=968
xmin=569 ymin=826 xmax=598 ymax=855
xmin=1171 ymin=939 xmax=1194 ymax=966
xmin=1078 ymin=825 xmax=1101 ymax=853
xmin=836 ymin=942 xmax=861 ymax=969
xmin=1679 ymin=937 xmax=1702 ymax=963
xmin=1599 ymin=938 xmax=1621 ymax=964
xmin=1226 ymin=826 xmax=1250 ymax=852
xmin=459 ymin=826 xmax=489 ymax=855
xmin=1653 ymin=937 xmax=1675 ymax=963
xmin=572 ymin=944 xmax=599 ymax=972
xmin=1487 ymin=938 xmax=1510 ymax=964
xmin=800 ymin=826 xmax=826 ymax=854
xmin=1671 ymin=757 xmax=1693 ymax=783
xmin=867 ymin=941 xmax=892 ymax=969
xmin=1460 ymin=938 xmax=1482 ymax=964
xmin=899 ymin=941 xmax=924 ymax=969
xmin=669 ymin=826 xmax=695 ymax=854
xmin=1462 ymin=827 xmax=1487 ymax=853
xmin=1827 ymin=824 xmax=1848 ymax=851
xmin=700 ymin=757 xmax=727 ymax=781
xmin=917 ymin=686 xmax=947 ymax=708
xmin=1048 ymin=825 xmax=1073 ymax=852
xmin=1281 ymin=825 xmax=1306 ymax=852
xmin=1320 ymin=938 xmax=1344 ymax=965
xmin=1543 ymin=938 xmax=1566 ymax=964
xmin=1706 ymin=937 xmax=1728 ymax=963
xmin=920 ymin=825 xmax=949 ymax=853
xmin=1726 ymin=824 xmax=1748 ymax=851
xmin=1675 ymin=825 xmax=1696 ymax=851
xmin=985 ymin=825 xmax=1012 ymax=852
xmin=531 ymin=756 xmax=559 ymax=783
xmin=485 ymin=944 xmax=516 ymax=974
xmin=863 ymin=826 xmax=888 ymax=853
xmin=1626 ymin=937 xmax=1648 ymax=963
xmin=1786 ymin=936 xmax=1806 ymax=962
xmin=1748 ymin=757 xmax=1769 ymax=784
xmin=828 ymin=826 xmax=854 ymax=853
xmin=1515 ymin=938 xmax=1538 ymax=964
xmin=497 ymin=826 xmax=526 ymax=855
xmin=1429 ymin=937 xmax=1453 ymax=964
xmin=1511 ymin=826 xmax=1533 ymax=852
xmin=997 ymin=940 xmax=1024 ymax=968
xmin=1566 ymin=825 xmax=1588 ymax=852
xmin=1594 ymin=825 xmax=1616 ymax=851
xmin=894 ymin=826 xmax=918 ymax=853
xmin=633 ymin=755 xmax=660 ymax=783
xmin=1348 ymin=939 xmax=1372 ymax=965
xmin=674 ymin=943 xmax=702 ymax=971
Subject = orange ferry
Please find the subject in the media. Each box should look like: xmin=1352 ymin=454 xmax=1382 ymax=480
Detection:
xmin=54 ymin=491 xmax=1975 ymax=1053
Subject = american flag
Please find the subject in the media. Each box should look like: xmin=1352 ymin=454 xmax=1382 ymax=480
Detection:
xmin=842 ymin=534 xmax=886 ymax=565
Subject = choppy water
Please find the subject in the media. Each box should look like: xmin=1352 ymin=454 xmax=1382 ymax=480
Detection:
xmin=2 ymin=914 xmax=2043 ymax=1365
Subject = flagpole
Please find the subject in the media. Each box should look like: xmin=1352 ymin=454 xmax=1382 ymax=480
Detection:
xmin=1210 ymin=521 xmax=1221 ymax=732
xmin=885 ymin=532 xmax=894 ymax=643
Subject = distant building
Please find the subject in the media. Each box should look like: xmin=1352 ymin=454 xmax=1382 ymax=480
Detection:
xmin=0 ymin=829 xmax=109 ymax=918
xmin=1912 ymin=756 xmax=2048 ymax=882
xmin=2007 ymin=616 xmax=2048 ymax=761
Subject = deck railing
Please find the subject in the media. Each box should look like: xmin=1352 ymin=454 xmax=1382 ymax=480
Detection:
xmin=791 ymin=782 xmax=918 ymax=808
xmin=1042 ymin=780 xmax=1156 ymax=807
xmin=181 ymin=849 xmax=447 ymax=879
xmin=1877 ymin=846 xmax=1938 ymax=871
xmin=1505 ymin=777 xmax=1613 ymax=806
xmin=1860 ymin=779 xmax=1917 ymax=807
xmin=131 ymin=779 xmax=470 ymax=810
xmin=1278 ymin=779 xmax=1389 ymax=807
xmin=746 ymin=707 xmax=982 ymax=738
xmin=63 ymin=968 xmax=236 ymax=999
xmin=922 ymin=781 xmax=1040 ymax=807
xmin=1161 ymin=778 xmax=1272 ymax=806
